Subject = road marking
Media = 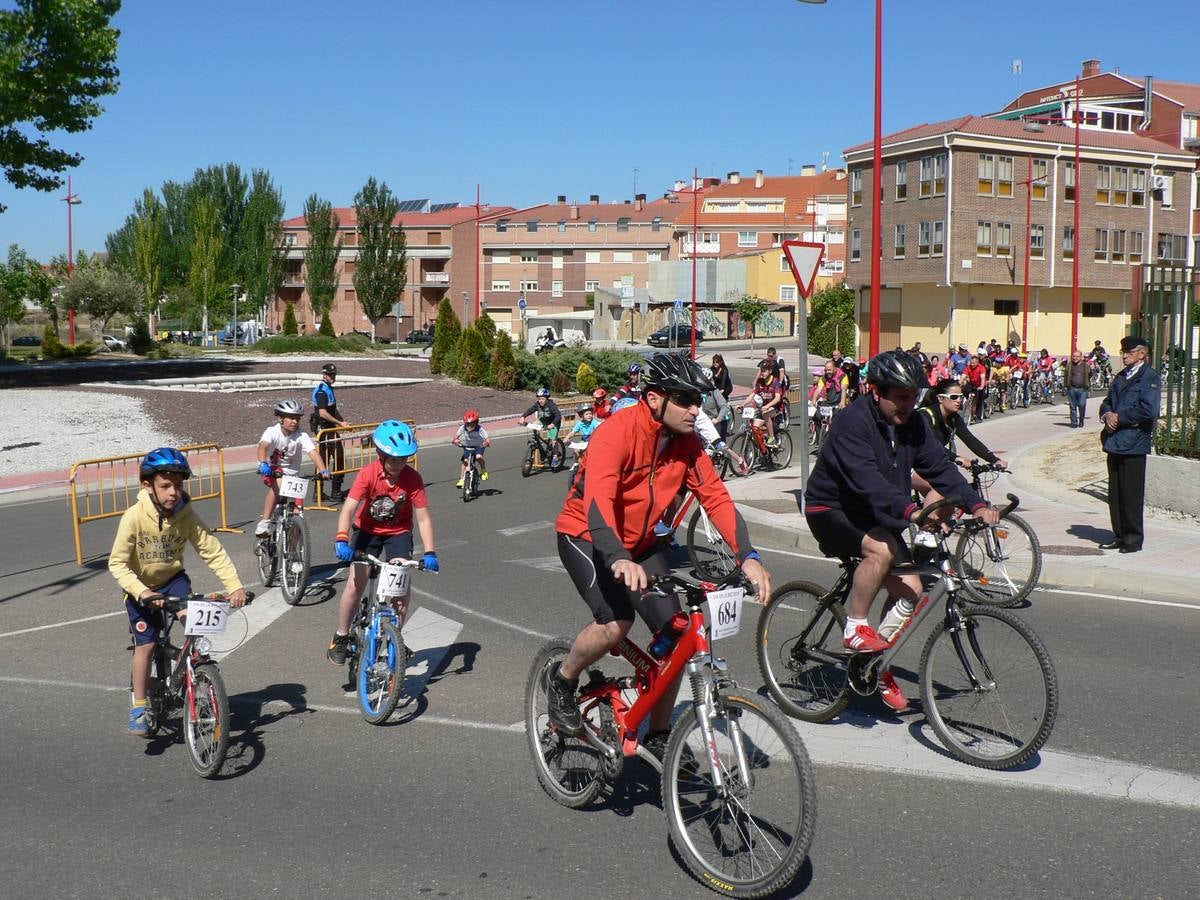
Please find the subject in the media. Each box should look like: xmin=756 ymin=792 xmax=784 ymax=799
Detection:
xmin=0 ymin=675 xmax=126 ymax=693
xmin=0 ymin=610 xmax=125 ymax=639
xmin=340 ymin=606 xmax=463 ymax=701
xmin=1033 ymin=586 xmax=1200 ymax=610
xmin=413 ymin=586 xmax=554 ymax=640
xmin=758 ymin=546 xmax=838 ymax=564
xmin=498 ymin=520 xmax=553 ymax=537
xmin=211 ymin=587 xmax=291 ymax=662
xmin=505 ymin=556 xmax=567 ymax=574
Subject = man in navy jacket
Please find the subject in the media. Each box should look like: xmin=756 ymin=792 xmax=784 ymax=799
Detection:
xmin=1098 ymin=335 xmax=1161 ymax=553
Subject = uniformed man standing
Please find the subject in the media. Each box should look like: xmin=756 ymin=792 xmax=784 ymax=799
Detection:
xmin=312 ymin=363 xmax=349 ymax=501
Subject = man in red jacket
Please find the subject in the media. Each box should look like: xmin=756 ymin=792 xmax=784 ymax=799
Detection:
xmin=548 ymin=353 xmax=771 ymax=758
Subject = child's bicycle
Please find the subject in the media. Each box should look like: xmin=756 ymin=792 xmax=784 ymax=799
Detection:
xmin=521 ymin=422 xmax=566 ymax=477
xmin=526 ymin=570 xmax=816 ymax=898
xmin=256 ymin=468 xmax=316 ymax=604
xmin=757 ymin=494 xmax=1058 ymax=770
xmin=729 ymin=403 xmax=793 ymax=473
xmin=132 ymin=590 xmax=255 ymax=778
xmin=460 ymin=447 xmax=484 ymax=502
xmin=344 ymin=552 xmax=433 ymax=724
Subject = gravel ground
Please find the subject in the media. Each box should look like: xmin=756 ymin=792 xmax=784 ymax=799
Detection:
xmin=1 ymin=358 xmax=536 ymax=478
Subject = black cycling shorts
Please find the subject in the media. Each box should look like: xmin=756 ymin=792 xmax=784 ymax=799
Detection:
xmin=350 ymin=528 xmax=414 ymax=563
xmin=557 ymin=532 xmax=678 ymax=630
xmin=805 ymin=508 xmax=910 ymax=564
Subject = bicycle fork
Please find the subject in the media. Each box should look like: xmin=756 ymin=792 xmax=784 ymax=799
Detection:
xmin=947 ymin=613 xmax=997 ymax=692
xmin=687 ymin=659 xmax=749 ymax=796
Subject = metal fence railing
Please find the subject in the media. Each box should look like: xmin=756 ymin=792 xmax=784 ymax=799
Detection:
xmin=1136 ymin=265 xmax=1199 ymax=459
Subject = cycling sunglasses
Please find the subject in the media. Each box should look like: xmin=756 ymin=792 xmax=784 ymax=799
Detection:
xmin=668 ymin=390 xmax=703 ymax=409
xmin=940 ymin=392 xmax=965 ymax=401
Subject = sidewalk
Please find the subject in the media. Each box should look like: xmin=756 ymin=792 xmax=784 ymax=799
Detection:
xmin=726 ymin=402 xmax=1200 ymax=603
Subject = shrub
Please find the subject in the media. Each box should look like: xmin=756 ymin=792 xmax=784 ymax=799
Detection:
xmin=40 ymin=323 xmax=97 ymax=359
xmin=128 ymin=319 xmax=155 ymax=355
xmin=576 ymin=361 xmax=598 ymax=394
xmin=551 ymin=369 xmax=572 ymax=394
xmin=490 ymin=332 xmax=517 ymax=391
xmin=283 ymin=302 xmax=298 ymax=336
xmin=429 ymin=297 xmax=461 ymax=375
xmin=254 ymin=333 xmax=374 ymax=354
xmin=512 ymin=347 xmax=643 ymax=392
xmin=475 ymin=311 xmax=496 ymax=350
xmin=456 ymin=326 xmax=491 ymax=385
xmin=318 ymin=311 xmax=335 ymax=337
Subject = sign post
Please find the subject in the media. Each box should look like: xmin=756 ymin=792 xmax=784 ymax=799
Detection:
xmin=781 ymin=240 xmax=826 ymax=511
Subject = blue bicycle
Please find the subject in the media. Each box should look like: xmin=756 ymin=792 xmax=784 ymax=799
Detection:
xmin=346 ymin=552 xmax=432 ymax=724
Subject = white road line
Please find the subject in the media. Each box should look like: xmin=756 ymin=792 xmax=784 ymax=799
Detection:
xmin=290 ymin=702 xmax=524 ymax=733
xmin=0 ymin=610 xmax=125 ymax=639
xmin=505 ymin=556 xmax=567 ymax=574
xmin=1033 ymin=586 xmax=1200 ymax=610
xmin=211 ymin=587 xmax=291 ymax=661
xmin=413 ymin=586 xmax=555 ymax=640
xmin=0 ymin=675 xmax=126 ymax=693
xmin=340 ymin=607 xmax=463 ymax=702
xmin=758 ymin=546 xmax=838 ymax=564
xmin=498 ymin=520 xmax=553 ymax=537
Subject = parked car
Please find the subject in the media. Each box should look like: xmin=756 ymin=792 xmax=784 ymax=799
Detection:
xmin=647 ymin=324 xmax=704 ymax=348
xmin=406 ymin=327 xmax=434 ymax=345
xmin=12 ymin=335 xmax=41 ymax=346
xmin=102 ymin=334 xmax=128 ymax=351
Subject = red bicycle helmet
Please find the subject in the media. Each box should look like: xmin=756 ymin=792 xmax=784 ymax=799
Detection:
xmin=463 ymin=409 xmax=479 ymax=423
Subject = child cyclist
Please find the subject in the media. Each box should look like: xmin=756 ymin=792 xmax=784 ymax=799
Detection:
xmin=453 ymin=408 xmax=491 ymax=488
xmin=255 ymin=399 xmax=331 ymax=538
xmin=109 ymin=448 xmax=248 ymax=735
xmin=516 ymin=386 xmax=564 ymax=468
xmin=327 ymin=420 xmax=439 ymax=665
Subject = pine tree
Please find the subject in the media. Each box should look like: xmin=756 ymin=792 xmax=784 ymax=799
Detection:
xmin=429 ymin=296 xmax=461 ymax=374
xmin=490 ymin=331 xmax=518 ymax=391
xmin=457 ymin=326 xmax=491 ymax=385
xmin=475 ymin=310 xmax=496 ymax=350
xmin=283 ymin=301 xmax=298 ymax=335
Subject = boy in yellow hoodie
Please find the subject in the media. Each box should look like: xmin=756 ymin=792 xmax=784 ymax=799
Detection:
xmin=109 ymin=447 xmax=247 ymax=735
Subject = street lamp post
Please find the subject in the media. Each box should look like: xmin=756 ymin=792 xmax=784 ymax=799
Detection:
xmin=1018 ymin=153 xmax=1048 ymax=352
xmin=672 ymin=169 xmax=704 ymax=360
xmin=230 ymin=283 xmax=241 ymax=347
xmin=61 ymin=176 xmax=81 ymax=345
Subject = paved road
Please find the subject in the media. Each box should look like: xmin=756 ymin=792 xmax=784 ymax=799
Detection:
xmin=1 ymin=432 xmax=1197 ymax=897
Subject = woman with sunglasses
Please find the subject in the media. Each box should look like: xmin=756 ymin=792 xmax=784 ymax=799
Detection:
xmin=915 ymin=377 xmax=1007 ymax=478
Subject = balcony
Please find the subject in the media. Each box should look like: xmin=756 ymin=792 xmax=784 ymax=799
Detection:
xmin=682 ymin=240 xmax=721 ymax=255
xmin=423 ymin=271 xmax=450 ymax=286
xmin=282 ymin=272 xmax=305 ymax=287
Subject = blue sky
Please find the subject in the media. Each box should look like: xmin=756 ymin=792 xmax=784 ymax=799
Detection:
xmin=2 ymin=0 xmax=1197 ymax=262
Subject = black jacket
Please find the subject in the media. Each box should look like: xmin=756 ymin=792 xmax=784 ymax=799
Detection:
xmin=918 ymin=404 xmax=998 ymax=464
xmin=710 ymin=365 xmax=733 ymax=399
xmin=1099 ymin=363 xmax=1160 ymax=456
xmin=805 ymin=393 xmax=986 ymax=532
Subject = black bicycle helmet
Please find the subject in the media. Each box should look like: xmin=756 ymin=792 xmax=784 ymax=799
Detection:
xmin=641 ymin=353 xmax=716 ymax=395
xmin=866 ymin=350 xmax=925 ymax=391
xmin=321 ymin=363 xmax=338 ymax=376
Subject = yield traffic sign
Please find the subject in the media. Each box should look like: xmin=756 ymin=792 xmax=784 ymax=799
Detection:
xmin=781 ymin=240 xmax=826 ymax=300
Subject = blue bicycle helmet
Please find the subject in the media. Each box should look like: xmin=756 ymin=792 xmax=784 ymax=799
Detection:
xmin=627 ymin=363 xmax=642 ymax=377
xmin=535 ymin=387 xmax=551 ymax=398
xmin=373 ymin=420 xmax=418 ymax=457
xmin=139 ymin=447 xmax=191 ymax=481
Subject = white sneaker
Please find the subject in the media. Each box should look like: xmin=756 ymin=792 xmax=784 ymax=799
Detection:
xmin=255 ymin=519 xmax=271 ymax=537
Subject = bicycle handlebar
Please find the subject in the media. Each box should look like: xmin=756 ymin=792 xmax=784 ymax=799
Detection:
xmin=912 ymin=492 xmax=1020 ymax=532
xmin=352 ymin=551 xmax=428 ymax=571
xmin=137 ymin=591 xmax=256 ymax=613
xmin=646 ymin=567 xmax=753 ymax=600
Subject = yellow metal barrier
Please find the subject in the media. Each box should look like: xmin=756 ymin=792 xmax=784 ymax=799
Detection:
xmin=68 ymin=443 xmax=241 ymax=565
xmin=310 ymin=420 xmax=419 ymax=511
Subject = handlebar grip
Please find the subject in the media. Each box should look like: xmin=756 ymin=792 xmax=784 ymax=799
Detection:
xmin=911 ymin=494 xmax=962 ymax=530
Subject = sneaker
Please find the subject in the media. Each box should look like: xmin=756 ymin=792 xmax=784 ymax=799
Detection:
xmin=455 ymin=478 xmax=464 ymax=488
xmin=844 ymin=624 xmax=890 ymax=654
xmin=653 ymin=521 xmax=673 ymax=538
xmin=254 ymin=519 xmax=271 ymax=537
xmin=878 ymin=601 xmax=914 ymax=643
xmin=766 ymin=437 xmax=779 ymax=447
xmin=878 ymin=670 xmax=909 ymax=713
xmin=546 ymin=664 xmax=583 ymax=735
xmin=550 ymin=454 xmax=561 ymax=469
xmin=326 ymin=632 xmax=351 ymax=665
xmin=480 ymin=471 xmax=489 ymax=481
xmin=128 ymin=705 xmax=151 ymax=736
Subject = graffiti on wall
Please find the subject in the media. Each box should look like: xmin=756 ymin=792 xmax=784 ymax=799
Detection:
xmin=697 ymin=308 xmax=726 ymax=337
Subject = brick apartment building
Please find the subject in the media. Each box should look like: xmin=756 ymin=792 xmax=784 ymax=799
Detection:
xmin=844 ymin=61 xmax=1198 ymax=354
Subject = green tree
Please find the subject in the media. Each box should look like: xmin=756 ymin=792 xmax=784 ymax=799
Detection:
xmin=26 ymin=258 xmax=57 ymax=331
xmin=490 ymin=331 xmax=518 ymax=390
xmin=807 ymin=283 xmax=856 ymax=359
xmin=303 ymin=194 xmax=341 ymax=334
xmin=239 ymin=170 xmax=286 ymax=326
xmin=429 ymin=296 xmax=461 ymax=375
xmin=0 ymin=244 xmax=31 ymax=348
xmin=475 ymin=310 xmax=497 ymax=350
xmin=352 ymin=176 xmax=407 ymax=342
xmin=132 ymin=189 xmax=165 ymax=322
xmin=456 ymin=325 xmax=490 ymax=385
xmin=0 ymin=0 xmax=121 ymax=213
xmin=282 ymin=301 xmax=298 ymax=336
xmin=733 ymin=295 xmax=770 ymax=353
xmin=186 ymin=195 xmax=222 ymax=339
xmin=61 ymin=263 xmax=140 ymax=335
xmin=576 ymin=361 xmax=598 ymax=394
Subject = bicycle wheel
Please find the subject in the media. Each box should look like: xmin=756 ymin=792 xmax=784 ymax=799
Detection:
xmin=730 ymin=432 xmax=757 ymax=474
xmin=358 ymin=618 xmax=408 ymax=725
xmin=756 ymin=581 xmax=850 ymax=722
xmin=256 ymin=525 xmax=277 ymax=587
xmin=954 ymin=513 xmax=1042 ymax=608
xmin=525 ymin=640 xmax=608 ymax=808
xmin=521 ymin=444 xmax=536 ymax=477
xmin=663 ymin=692 xmax=817 ymax=898
xmin=184 ymin=663 xmax=230 ymax=778
xmin=764 ymin=430 xmax=793 ymax=470
xmin=280 ymin=513 xmax=311 ymax=605
xmin=461 ymin=468 xmax=473 ymax=502
xmin=919 ymin=605 xmax=1058 ymax=769
xmin=686 ymin=507 xmax=737 ymax=581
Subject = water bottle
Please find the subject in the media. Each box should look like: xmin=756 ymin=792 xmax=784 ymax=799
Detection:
xmin=649 ymin=611 xmax=689 ymax=660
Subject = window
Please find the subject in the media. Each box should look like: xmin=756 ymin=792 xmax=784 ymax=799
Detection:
xmin=1030 ymin=225 xmax=1045 ymax=259
xmin=428 ymin=231 xmax=442 ymax=245
xmin=1082 ymin=302 xmax=1105 ymax=318
xmin=343 ymin=232 xmax=357 ymax=247
xmin=342 ymin=261 xmax=356 ymax=275
xmin=976 ymin=221 xmax=992 ymax=256
xmin=1064 ymin=162 xmax=1075 ymax=202
xmin=585 ymin=250 xmax=601 ymax=263
xmin=932 ymin=220 xmax=945 ymax=256
xmin=585 ymin=280 xmax=599 ymax=292
xmin=557 ymin=220 xmax=567 ymax=233
xmin=652 ymin=216 xmax=662 ymax=232
xmin=1032 ymin=159 xmax=1049 ymax=200
xmin=994 ymin=222 xmax=1011 ymax=257
xmin=780 ymin=285 xmax=797 ymax=302
xmin=490 ymin=279 xmax=511 ymax=291
xmin=1130 ymin=230 xmax=1144 ymax=264
xmin=617 ymin=217 xmax=630 ymax=233
xmin=851 ymin=229 xmax=862 ymax=261
xmin=282 ymin=233 xmax=297 ymax=247
xmin=496 ymin=218 xmax=509 ymax=233
xmin=994 ymin=300 xmax=1019 ymax=316
xmin=1096 ymin=165 xmax=1112 ymax=204
xmin=934 ymin=153 xmax=947 ymax=195
xmin=520 ymin=250 xmax=537 ymax=263
xmin=1111 ymin=229 xmax=1126 ymax=263
xmin=780 ymin=254 xmax=791 ymax=271
xmin=520 ymin=279 xmax=538 ymax=292
xmin=611 ymin=280 xmax=622 ymax=288
xmin=647 ymin=250 xmax=662 ymax=262
xmin=588 ymin=218 xmax=597 ymax=233
xmin=552 ymin=252 xmax=563 ymax=269
xmin=612 ymin=251 xmax=633 ymax=264
xmin=344 ymin=288 xmax=355 ymax=303
xmin=996 ymin=156 xmax=1014 ymax=197
xmin=894 ymin=223 xmax=906 ymax=258
xmin=738 ymin=231 xmax=757 ymax=247
xmin=978 ymin=154 xmax=995 ymax=196
xmin=895 ymin=162 xmax=907 ymax=200
xmin=1113 ymin=167 xmax=1129 ymax=206
xmin=820 ymin=259 xmax=845 ymax=275
xmin=1157 ymin=233 xmax=1187 ymax=262
xmin=918 ymin=221 xmax=931 ymax=257
xmin=851 ymin=169 xmax=863 ymax=206
xmin=493 ymin=251 xmax=510 ymax=265
xmin=552 ymin=280 xmax=563 ymax=298
xmin=919 ymin=157 xmax=934 ymax=197
xmin=1063 ymin=226 xmax=1075 ymax=260
xmin=1131 ymin=169 xmax=1147 ymax=207
xmin=826 ymin=227 xmax=845 ymax=244
xmin=1094 ymin=228 xmax=1109 ymax=262
xmin=526 ymin=220 xmax=538 ymax=233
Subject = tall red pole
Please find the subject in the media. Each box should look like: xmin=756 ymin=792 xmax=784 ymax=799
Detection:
xmin=63 ymin=175 xmax=79 ymax=345
xmin=475 ymin=183 xmax=481 ymax=322
xmin=868 ymin=0 xmax=882 ymax=357
xmin=691 ymin=166 xmax=698 ymax=359
xmin=1022 ymin=153 xmax=1032 ymax=352
xmin=1071 ymin=76 xmax=1081 ymax=354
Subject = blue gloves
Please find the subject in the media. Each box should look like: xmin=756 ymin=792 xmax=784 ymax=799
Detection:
xmin=259 ymin=462 xmax=273 ymax=476
xmin=422 ymin=551 xmax=440 ymax=573
xmin=320 ymin=469 xmax=331 ymax=480
xmin=335 ymin=540 xmax=354 ymax=562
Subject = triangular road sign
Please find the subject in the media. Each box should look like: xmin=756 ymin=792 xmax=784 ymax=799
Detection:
xmin=781 ymin=240 xmax=826 ymax=300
